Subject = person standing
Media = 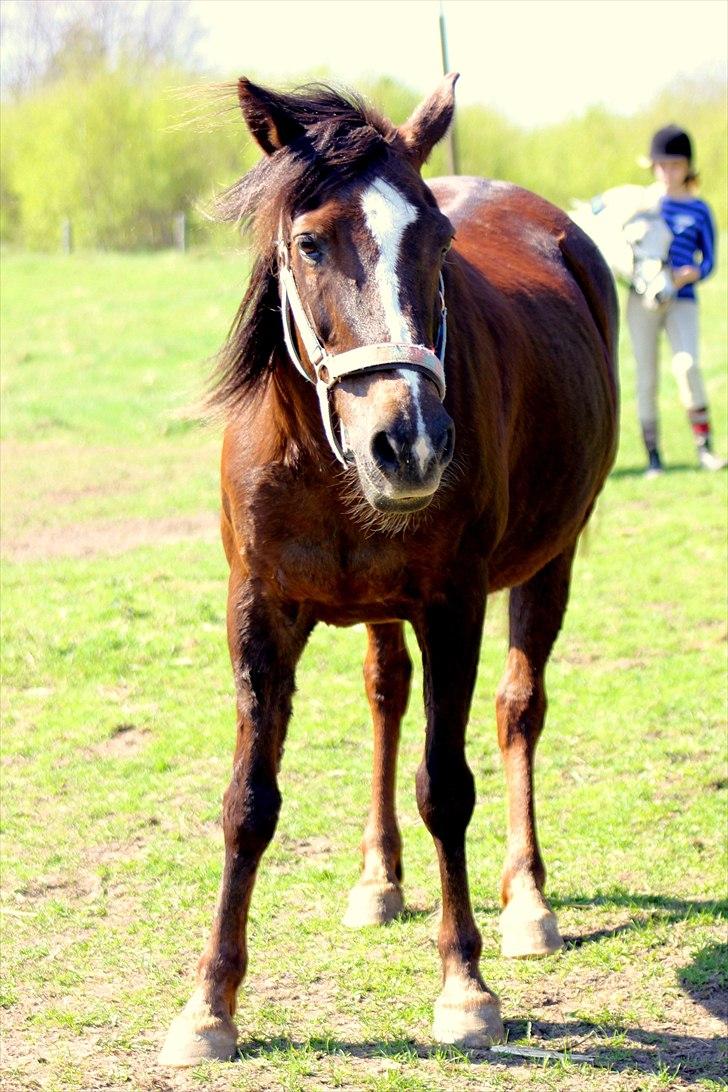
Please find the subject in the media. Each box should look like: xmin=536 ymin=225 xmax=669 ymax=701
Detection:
xmin=627 ymin=124 xmax=724 ymax=476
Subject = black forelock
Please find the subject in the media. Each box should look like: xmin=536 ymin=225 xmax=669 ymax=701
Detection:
xmin=215 ymin=83 xmax=397 ymax=234
xmin=208 ymin=84 xmax=398 ymax=417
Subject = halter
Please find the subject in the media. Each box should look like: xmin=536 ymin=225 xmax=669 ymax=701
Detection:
xmin=276 ymin=233 xmax=448 ymax=465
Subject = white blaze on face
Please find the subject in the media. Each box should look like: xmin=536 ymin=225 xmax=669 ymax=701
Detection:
xmin=360 ymin=178 xmax=434 ymax=473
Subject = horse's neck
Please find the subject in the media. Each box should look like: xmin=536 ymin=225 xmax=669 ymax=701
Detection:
xmin=268 ymin=358 xmax=329 ymax=462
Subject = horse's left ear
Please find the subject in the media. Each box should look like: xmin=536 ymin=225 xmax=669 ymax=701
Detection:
xmin=237 ymin=77 xmax=304 ymax=155
xmin=398 ymin=73 xmax=459 ymax=170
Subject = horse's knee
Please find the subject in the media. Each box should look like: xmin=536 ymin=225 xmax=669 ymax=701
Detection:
xmin=416 ymin=757 xmax=475 ymax=842
xmin=495 ymin=674 xmax=546 ymax=751
xmin=222 ymin=774 xmax=281 ymax=856
xmin=364 ymin=647 xmax=412 ymax=720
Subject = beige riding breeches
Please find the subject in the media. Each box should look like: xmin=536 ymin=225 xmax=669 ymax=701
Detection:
xmin=626 ymin=292 xmax=708 ymax=425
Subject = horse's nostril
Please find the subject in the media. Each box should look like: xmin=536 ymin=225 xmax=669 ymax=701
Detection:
xmin=371 ymin=430 xmax=399 ymax=472
xmin=438 ymin=423 xmax=455 ymax=467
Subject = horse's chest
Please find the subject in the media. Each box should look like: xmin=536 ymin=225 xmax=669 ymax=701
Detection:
xmin=273 ymin=535 xmax=405 ymax=607
xmin=240 ymin=476 xmax=409 ymax=610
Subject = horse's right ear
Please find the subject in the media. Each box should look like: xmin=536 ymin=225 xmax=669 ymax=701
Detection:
xmin=399 ymin=73 xmax=459 ymax=170
xmin=238 ymin=77 xmax=304 ymax=155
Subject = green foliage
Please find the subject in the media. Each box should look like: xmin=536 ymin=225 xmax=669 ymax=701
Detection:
xmin=0 ymin=64 xmax=252 ymax=249
xmin=1 ymin=65 xmax=726 ymax=250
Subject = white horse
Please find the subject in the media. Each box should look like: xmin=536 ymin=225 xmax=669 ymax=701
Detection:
xmin=570 ymin=183 xmax=674 ymax=310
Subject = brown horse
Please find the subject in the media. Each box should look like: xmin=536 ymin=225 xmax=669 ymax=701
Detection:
xmin=160 ymin=75 xmax=618 ymax=1065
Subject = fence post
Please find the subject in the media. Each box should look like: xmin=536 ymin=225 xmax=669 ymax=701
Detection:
xmin=61 ymin=218 xmax=73 ymax=254
xmin=173 ymin=212 xmax=187 ymax=253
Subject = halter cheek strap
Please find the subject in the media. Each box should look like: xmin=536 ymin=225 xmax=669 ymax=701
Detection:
xmin=277 ymin=237 xmax=448 ymax=465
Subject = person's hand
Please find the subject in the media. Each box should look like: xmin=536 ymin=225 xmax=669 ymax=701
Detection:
xmin=671 ymin=265 xmax=700 ymax=288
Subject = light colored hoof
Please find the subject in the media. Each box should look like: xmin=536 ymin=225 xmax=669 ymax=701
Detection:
xmin=158 ymin=988 xmax=238 ymax=1067
xmin=500 ymin=894 xmax=564 ymax=959
xmin=343 ymin=880 xmax=404 ymax=927
xmin=432 ymin=983 xmax=505 ymax=1048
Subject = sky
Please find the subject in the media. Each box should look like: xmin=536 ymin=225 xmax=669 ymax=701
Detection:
xmin=189 ymin=0 xmax=728 ymax=128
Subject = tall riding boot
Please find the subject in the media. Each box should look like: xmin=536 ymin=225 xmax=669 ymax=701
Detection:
xmin=688 ymin=407 xmax=727 ymax=471
xmin=641 ymin=420 xmax=663 ymax=477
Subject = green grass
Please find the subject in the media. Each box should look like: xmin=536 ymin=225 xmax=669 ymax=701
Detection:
xmin=1 ymin=245 xmax=726 ymax=1091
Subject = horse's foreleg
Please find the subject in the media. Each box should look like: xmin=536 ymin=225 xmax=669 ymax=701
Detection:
xmin=497 ymin=544 xmax=575 ymax=959
xmin=344 ymin=622 xmax=410 ymax=927
xmin=159 ymin=569 xmax=309 ymax=1066
xmin=415 ymin=576 xmax=505 ymax=1047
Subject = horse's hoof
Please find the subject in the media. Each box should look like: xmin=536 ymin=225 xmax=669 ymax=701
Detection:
xmin=499 ymin=894 xmax=564 ymax=959
xmin=342 ymin=880 xmax=404 ymax=927
xmin=432 ymin=980 xmax=505 ymax=1047
xmin=158 ymin=988 xmax=238 ymax=1067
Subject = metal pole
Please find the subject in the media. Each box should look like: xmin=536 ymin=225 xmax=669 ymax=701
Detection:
xmin=61 ymin=218 xmax=73 ymax=254
xmin=173 ymin=211 xmax=187 ymax=253
xmin=438 ymin=1 xmax=459 ymax=175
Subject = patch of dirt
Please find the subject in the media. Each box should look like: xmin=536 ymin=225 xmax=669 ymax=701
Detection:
xmin=85 ymin=831 xmax=154 ymax=868
xmin=277 ymin=835 xmax=333 ymax=862
xmin=2 ymin=512 xmax=219 ymax=562
xmin=92 ymin=723 xmax=151 ymax=759
xmin=16 ymin=870 xmax=103 ymax=902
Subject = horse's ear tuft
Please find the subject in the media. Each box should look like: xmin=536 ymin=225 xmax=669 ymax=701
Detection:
xmin=399 ymin=73 xmax=459 ymax=170
xmin=238 ymin=77 xmax=304 ymax=155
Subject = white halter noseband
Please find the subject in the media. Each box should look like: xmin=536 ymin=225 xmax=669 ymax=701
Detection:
xmin=276 ymin=234 xmax=448 ymax=465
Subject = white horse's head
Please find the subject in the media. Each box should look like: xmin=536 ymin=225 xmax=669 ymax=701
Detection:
xmin=570 ymin=184 xmax=674 ymax=310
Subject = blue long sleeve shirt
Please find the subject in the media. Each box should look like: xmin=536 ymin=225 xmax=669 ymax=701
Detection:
xmin=660 ymin=196 xmax=716 ymax=300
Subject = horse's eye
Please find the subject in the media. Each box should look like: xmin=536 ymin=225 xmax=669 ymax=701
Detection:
xmin=296 ymin=235 xmax=323 ymax=263
xmin=441 ymin=238 xmax=454 ymax=257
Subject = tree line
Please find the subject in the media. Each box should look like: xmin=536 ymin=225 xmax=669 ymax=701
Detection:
xmin=1 ymin=3 xmax=725 ymax=249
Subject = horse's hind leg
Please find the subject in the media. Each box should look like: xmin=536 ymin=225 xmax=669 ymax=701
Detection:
xmin=344 ymin=622 xmax=410 ymax=927
xmin=497 ymin=544 xmax=576 ymax=959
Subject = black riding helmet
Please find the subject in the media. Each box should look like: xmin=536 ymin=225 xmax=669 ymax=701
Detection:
xmin=648 ymin=124 xmax=693 ymax=163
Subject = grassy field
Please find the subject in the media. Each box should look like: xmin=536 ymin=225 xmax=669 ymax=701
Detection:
xmin=1 ymin=245 xmax=726 ymax=1092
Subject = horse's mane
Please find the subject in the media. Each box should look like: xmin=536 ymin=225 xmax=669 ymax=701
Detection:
xmin=208 ymin=84 xmax=398 ymax=415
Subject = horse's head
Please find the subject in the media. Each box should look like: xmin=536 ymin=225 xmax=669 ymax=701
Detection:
xmin=570 ymin=186 xmax=676 ymax=313
xmin=624 ymin=211 xmax=675 ymax=310
xmin=234 ymin=77 xmax=459 ymax=515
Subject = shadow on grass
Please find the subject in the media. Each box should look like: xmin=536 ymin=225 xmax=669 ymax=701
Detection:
xmin=678 ymin=940 xmax=728 ymax=1023
xmin=396 ymin=908 xmax=436 ymax=924
xmin=549 ymin=892 xmax=726 ymax=950
xmin=232 ymin=895 xmax=726 ymax=1081
xmin=609 ymin=462 xmax=699 ymax=479
xmin=235 ymin=1014 xmax=725 ymax=1081
xmin=551 ymin=892 xmax=728 ymax=917
xmin=471 ymin=892 xmax=727 ymax=947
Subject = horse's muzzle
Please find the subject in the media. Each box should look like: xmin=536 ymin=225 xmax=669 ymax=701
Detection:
xmin=334 ymin=368 xmax=455 ymax=514
xmin=356 ymin=411 xmax=455 ymax=512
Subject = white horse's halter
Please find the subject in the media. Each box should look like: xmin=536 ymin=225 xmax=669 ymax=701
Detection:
xmin=276 ymin=233 xmax=448 ymax=465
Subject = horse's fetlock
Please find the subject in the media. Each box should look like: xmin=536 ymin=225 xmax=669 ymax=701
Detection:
xmin=439 ymin=929 xmax=483 ymax=970
xmin=205 ymin=949 xmax=247 ymax=991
